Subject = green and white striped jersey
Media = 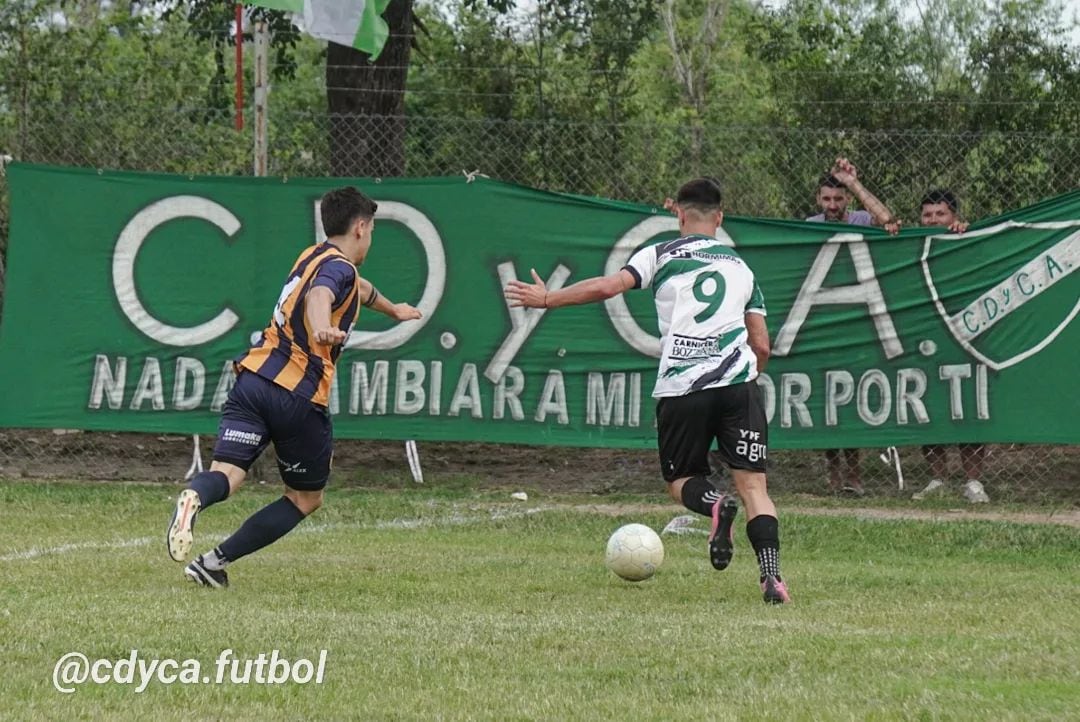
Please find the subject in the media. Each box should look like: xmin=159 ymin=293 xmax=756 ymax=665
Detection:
xmin=623 ymin=234 xmax=766 ymax=398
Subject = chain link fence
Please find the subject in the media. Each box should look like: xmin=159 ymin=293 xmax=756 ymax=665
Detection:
xmin=8 ymin=108 xmax=1080 ymax=218
xmin=1 ymin=429 xmax=1077 ymax=504
xmin=1 ymin=106 xmax=1078 ymax=501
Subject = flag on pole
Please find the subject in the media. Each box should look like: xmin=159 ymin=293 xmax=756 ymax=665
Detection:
xmin=247 ymin=0 xmax=392 ymax=60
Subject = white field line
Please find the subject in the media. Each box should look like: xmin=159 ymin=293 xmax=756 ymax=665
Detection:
xmin=4 ymin=500 xmax=1076 ymax=562
xmin=0 ymin=536 xmax=159 ymax=562
xmin=0 ymin=504 xmax=557 ymax=562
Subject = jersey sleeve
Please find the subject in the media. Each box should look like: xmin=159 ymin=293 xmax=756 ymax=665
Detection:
xmin=311 ymin=258 xmax=357 ymax=309
xmin=623 ymin=246 xmax=658 ymax=289
xmin=745 ymin=279 xmax=767 ymax=316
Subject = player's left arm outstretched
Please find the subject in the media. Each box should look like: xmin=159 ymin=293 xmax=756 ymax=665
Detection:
xmin=357 ymin=276 xmax=422 ymax=321
xmin=505 ymin=268 xmax=636 ymax=309
xmin=307 ymin=276 xmax=422 ymax=347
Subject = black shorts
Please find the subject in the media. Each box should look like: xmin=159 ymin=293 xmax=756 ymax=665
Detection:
xmin=656 ymin=382 xmax=768 ymax=481
xmin=212 ymin=371 xmax=333 ymax=491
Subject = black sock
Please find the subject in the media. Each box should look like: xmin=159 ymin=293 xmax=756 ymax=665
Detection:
xmin=217 ymin=497 xmax=306 ymax=564
xmin=746 ymin=514 xmax=781 ymax=581
xmin=679 ymin=475 xmax=724 ymax=517
xmin=189 ymin=470 xmax=230 ymax=509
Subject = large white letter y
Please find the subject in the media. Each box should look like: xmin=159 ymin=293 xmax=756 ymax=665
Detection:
xmin=484 ymin=262 xmax=572 ymax=383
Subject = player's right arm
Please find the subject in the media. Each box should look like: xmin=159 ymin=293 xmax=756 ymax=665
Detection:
xmin=745 ymin=312 xmax=770 ymax=372
xmin=744 ymin=277 xmax=770 ymax=370
xmin=504 ymin=268 xmax=636 ymax=309
xmin=305 ymin=286 xmax=348 ymax=346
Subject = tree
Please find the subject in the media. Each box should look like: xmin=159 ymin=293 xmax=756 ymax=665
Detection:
xmin=326 ymin=0 xmax=414 ymax=176
xmin=406 ymin=0 xmax=662 ymax=194
xmin=173 ymin=0 xmax=415 ymax=177
xmin=94 ymin=0 xmax=663 ymax=180
xmin=175 ymin=0 xmax=524 ymax=176
xmin=741 ymin=0 xmax=1080 ymax=218
xmin=170 ymin=0 xmax=301 ymax=117
xmin=531 ymin=0 xmax=660 ymax=195
xmin=961 ymin=1 xmax=1080 ymax=213
xmin=661 ymin=0 xmax=729 ymax=174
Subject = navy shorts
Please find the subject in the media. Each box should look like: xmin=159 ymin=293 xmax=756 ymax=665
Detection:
xmin=212 ymin=370 xmax=333 ymax=491
xmin=656 ymin=382 xmax=769 ymax=481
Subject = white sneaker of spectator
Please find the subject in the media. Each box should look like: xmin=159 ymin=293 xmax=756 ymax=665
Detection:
xmin=912 ymin=479 xmax=945 ymax=500
xmin=963 ymin=480 xmax=990 ymax=504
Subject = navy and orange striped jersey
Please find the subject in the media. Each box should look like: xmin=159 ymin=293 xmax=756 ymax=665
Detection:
xmin=237 ymin=243 xmax=359 ymax=407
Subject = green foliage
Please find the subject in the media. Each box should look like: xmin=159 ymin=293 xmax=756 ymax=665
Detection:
xmin=166 ymin=0 xmax=301 ymax=114
xmin=742 ymin=0 xmax=1080 ymax=218
xmin=2 ymin=0 xmax=1080 ymax=222
xmin=627 ymin=1 xmax=779 ymax=207
xmin=403 ymin=0 xmax=662 ymax=194
xmin=0 ymin=1 xmax=250 ymax=174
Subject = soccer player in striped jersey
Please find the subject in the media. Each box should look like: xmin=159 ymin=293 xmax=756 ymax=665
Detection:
xmin=167 ymin=186 xmax=421 ymax=588
xmin=505 ymin=178 xmax=790 ymax=604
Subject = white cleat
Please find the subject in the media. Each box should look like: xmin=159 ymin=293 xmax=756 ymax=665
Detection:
xmin=912 ymin=479 xmax=945 ymax=501
xmin=963 ymin=480 xmax=990 ymax=504
xmin=167 ymin=489 xmax=201 ymax=562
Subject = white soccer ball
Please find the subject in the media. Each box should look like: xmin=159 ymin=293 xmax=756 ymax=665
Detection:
xmin=605 ymin=523 xmax=665 ymax=582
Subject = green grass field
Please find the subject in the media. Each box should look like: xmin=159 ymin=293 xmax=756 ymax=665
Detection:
xmin=1 ymin=480 xmax=1078 ymax=721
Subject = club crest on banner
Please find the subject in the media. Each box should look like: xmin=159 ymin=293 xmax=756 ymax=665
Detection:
xmin=921 ymin=221 xmax=1080 ymax=371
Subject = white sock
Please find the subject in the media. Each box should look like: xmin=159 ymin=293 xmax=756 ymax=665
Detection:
xmin=202 ymin=548 xmax=229 ymax=570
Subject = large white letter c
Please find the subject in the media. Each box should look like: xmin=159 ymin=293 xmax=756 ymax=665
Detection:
xmin=113 ymin=196 xmax=241 ymax=346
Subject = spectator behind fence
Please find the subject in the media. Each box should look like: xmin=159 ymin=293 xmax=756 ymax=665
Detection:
xmin=805 ymin=158 xmax=899 ymax=495
xmin=808 ymin=157 xmax=902 ymax=233
xmin=910 ymin=189 xmax=990 ymax=504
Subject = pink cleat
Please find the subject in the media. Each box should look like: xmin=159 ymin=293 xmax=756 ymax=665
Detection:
xmin=761 ymin=575 xmax=791 ymax=605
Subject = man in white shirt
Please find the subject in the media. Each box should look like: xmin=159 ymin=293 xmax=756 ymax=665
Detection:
xmin=505 ymin=178 xmax=790 ymax=604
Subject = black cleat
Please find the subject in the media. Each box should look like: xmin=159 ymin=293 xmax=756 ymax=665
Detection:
xmin=708 ymin=495 xmax=739 ymax=570
xmin=185 ymin=555 xmax=229 ymax=589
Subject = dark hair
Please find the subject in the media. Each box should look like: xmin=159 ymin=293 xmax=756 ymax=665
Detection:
xmin=675 ymin=177 xmax=723 ymax=213
xmin=921 ymin=189 xmax=958 ymax=212
xmin=818 ymin=174 xmax=846 ymax=191
xmin=321 ymin=186 xmax=378 ymax=237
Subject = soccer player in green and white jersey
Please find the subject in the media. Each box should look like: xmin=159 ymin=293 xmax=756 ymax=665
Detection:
xmin=505 ymin=178 xmax=789 ymax=604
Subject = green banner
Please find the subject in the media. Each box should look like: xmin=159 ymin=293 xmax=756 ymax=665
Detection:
xmin=1 ymin=163 xmax=1077 ymax=448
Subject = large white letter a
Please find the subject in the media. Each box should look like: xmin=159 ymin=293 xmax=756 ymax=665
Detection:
xmin=773 ymin=233 xmax=903 ymax=359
